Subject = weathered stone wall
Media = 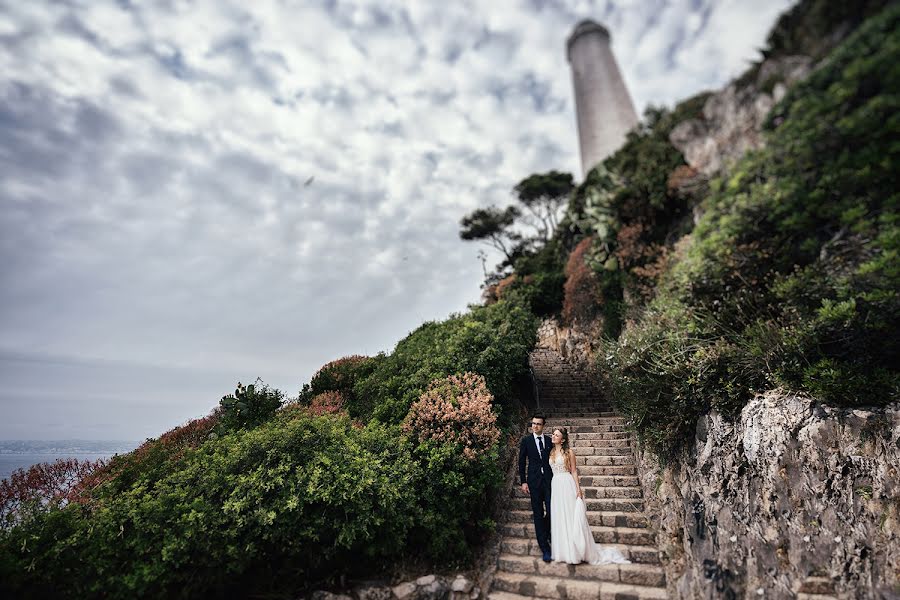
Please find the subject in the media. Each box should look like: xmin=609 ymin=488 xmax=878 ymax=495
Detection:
xmin=635 ymin=391 xmax=900 ymax=599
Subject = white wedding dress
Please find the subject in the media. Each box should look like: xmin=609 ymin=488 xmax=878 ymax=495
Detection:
xmin=549 ymin=451 xmax=630 ymax=565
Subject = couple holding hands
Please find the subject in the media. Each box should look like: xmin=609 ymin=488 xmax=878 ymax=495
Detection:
xmin=518 ymin=413 xmax=630 ymax=565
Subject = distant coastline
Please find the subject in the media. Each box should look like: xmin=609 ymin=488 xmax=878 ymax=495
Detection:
xmin=0 ymin=440 xmax=141 ymax=481
xmin=0 ymin=439 xmax=141 ymax=454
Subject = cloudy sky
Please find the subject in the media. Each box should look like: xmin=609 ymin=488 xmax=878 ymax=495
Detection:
xmin=0 ymin=0 xmax=793 ymax=441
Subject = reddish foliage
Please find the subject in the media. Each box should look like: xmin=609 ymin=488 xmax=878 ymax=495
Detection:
xmin=1 ymin=457 xmax=107 ymax=528
xmin=614 ymin=222 xmax=647 ymax=270
xmin=403 ymin=372 xmax=500 ymax=460
xmin=615 ymin=222 xmax=669 ymax=302
xmin=484 ymin=274 xmax=534 ymax=304
xmin=562 ymin=237 xmax=601 ymax=326
xmin=77 ymin=410 xmax=222 ymax=497
xmin=310 ymin=355 xmax=369 ymax=384
xmin=308 ymin=391 xmax=346 ymax=416
xmin=495 ymin=274 xmax=518 ymax=300
xmin=482 ymin=283 xmax=500 ymax=305
xmin=667 ymin=165 xmax=698 ymax=193
xmin=667 ymin=165 xmax=706 ymax=200
xmin=157 ymin=409 xmax=221 ymax=450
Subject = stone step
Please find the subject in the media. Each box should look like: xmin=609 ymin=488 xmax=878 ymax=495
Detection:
xmin=542 ymin=407 xmax=611 ymax=414
xmin=497 ymin=554 xmax=666 ymax=587
xmin=579 ymin=475 xmax=640 ymax=487
xmin=487 ymin=591 xmax=555 ymax=600
xmin=544 ymin=411 xmax=618 ymax=418
xmin=571 ymin=432 xmax=633 ymax=441
xmin=509 ymin=483 xmax=642 ymax=499
xmin=585 ymin=498 xmax=646 ymax=513
xmin=508 ymin=495 xmax=645 ymax=513
xmin=491 ymin=571 xmax=667 ymax=599
xmin=575 ymin=447 xmax=633 ymax=456
xmin=568 ymin=424 xmax=629 ymax=433
xmin=499 ymin=524 xmax=656 ymax=546
xmin=572 ymin=465 xmax=637 ymax=476
xmin=568 ymin=429 xmax=631 ymax=446
xmin=500 ymin=537 xmax=661 ymax=564
xmin=572 ymin=440 xmax=631 ymax=456
xmin=576 ymin=432 xmax=631 ymax=441
xmin=575 ymin=454 xmax=634 ymax=465
xmin=545 ymin=404 xmax=614 ymax=409
xmin=545 ymin=417 xmax=627 ymax=426
xmin=504 ymin=510 xmax=648 ymax=528
xmin=582 ymin=486 xmax=643 ymax=499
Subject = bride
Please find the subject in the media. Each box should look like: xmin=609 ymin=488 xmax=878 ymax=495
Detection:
xmin=549 ymin=427 xmax=630 ymax=565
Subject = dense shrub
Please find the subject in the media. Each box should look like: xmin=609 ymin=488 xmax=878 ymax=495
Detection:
xmin=503 ymin=237 xmax=568 ymax=317
xmin=0 ymin=457 xmax=107 ymax=530
xmin=562 ymin=237 xmax=602 ymax=326
xmin=307 ymin=390 xmax=347 ymax=415
xmin=500 ymin=270 xmax=567 ymax=317
xmin=560 ymin=93 xmax=710 ymax=329
xmin=298 ymin=355 xmax=375 ymax=417
xmin=409 ymin=439 xmax=503 ymax=561
xmin=602 ymin=4 xmax=900 ymax=458
xmin=218 ymin=380 xmax=283 ymax=431
xmin=403 ymin=372 xmax=500 ymax=460
xmin=351 ymin=298 xmax=538 ymax=427
xmin=399 ymin=372 xmax=505 ymax=559
xmin=84 ymin=410 xmax=222 ymax=500
xmin=0 ymin=414 xmax=420 ymax=599
xmin=763 ymin=0 xmax=891 ymax=60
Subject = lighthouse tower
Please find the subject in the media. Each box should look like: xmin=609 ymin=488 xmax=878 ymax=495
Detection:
xmin=567 ymin=20 xmax=639 ymax=177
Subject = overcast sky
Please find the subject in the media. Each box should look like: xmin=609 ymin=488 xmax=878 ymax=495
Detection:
xmin=0 ymin=0 xmax=793 ymax=441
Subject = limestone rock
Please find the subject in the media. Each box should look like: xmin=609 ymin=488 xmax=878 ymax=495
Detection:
xmin=417 ymin=576 xmax=448 ymax=600
xmin=391 ymin=582 xmax=416 ymax=600
xmin=635 ymin=389 xmax=900 ymax=598
xmin=354 ymin=586 xmax=391 ymax=600
xmin=669 ymin=55 xmax=812 ymax=177
xmin=450 ymin=576 xmax=473 ymax=593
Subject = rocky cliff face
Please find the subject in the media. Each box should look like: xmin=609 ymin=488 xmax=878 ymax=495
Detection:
xmin=639 ymin=392 xmax=900 ymax=599
xmin=669 ymin=56 xmax=812 ymax=177
xmin=535 ymin=318 xmax=603 ymax=375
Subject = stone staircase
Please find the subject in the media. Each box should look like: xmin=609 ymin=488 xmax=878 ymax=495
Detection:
xmin=488 ymin=349 xmax=669 ymax=600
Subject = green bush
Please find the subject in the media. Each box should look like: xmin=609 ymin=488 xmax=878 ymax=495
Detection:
xmin=0 ymin=414 xmax=419 ymax=599
xmin=351 ymin=298 xmax=538 ymax=427
xmin=298 ymin=355 xmax=376 ymax=418
xmin=218 ymin=380 xmax=284 ymax=432
xmin=0 ymin=403 xmax=512 ymax=597
xmin=601 ymin=4 xmax=900 ymax=457
xmin=501 ymin=270 xmax=567 ymax=318
xmin=408 ymin=440 xmax=503 ymax=561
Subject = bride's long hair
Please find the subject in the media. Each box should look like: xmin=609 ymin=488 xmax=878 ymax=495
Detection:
xmin=552 ymin=428 xmax=571 ymax=471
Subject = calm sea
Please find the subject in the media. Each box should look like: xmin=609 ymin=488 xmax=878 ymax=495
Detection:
xmin=0 ymin=453 xmax=119 ymax=482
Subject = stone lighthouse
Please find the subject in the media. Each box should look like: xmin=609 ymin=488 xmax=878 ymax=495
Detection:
xmin=567 ymin=20 xmax=639 ymax=177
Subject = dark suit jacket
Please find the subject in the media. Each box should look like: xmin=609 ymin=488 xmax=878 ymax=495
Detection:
xmin=518 ymin=433 xmax=552 ymax=487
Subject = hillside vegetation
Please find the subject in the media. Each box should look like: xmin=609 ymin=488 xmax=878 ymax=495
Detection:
xmin=0 ymin=299 xmax=538 ymax=598
xmin=499 ymin=0 xmax=898 ymax=459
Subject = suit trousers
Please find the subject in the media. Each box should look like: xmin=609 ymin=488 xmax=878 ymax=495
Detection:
xmin=529 ymin=476 xmax=552 ymax=553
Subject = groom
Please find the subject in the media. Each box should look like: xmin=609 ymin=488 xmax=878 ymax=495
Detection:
xmin=518 ymin=412 xmax=552 ymax=562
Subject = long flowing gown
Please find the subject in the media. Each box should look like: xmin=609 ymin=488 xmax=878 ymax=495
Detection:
xmin=549 ymin=451 xmax=631 ymax=565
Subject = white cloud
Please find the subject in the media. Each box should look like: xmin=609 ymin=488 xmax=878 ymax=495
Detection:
xmin=0 ymin=0 xmax=794 ymax=439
